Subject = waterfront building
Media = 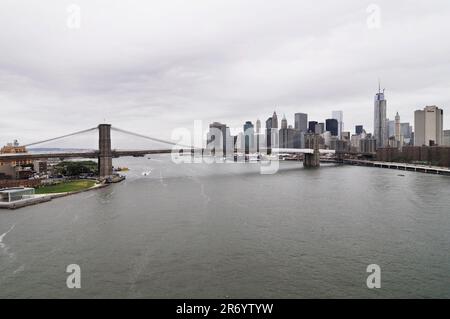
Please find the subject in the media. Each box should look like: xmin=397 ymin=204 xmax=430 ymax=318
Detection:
xmin=0 ymin=140 xmax=33 ymax=167
xmin=360 ymin=135 xmax=377 ymax=153
xmin=351 ymin=134 xmax=362 ymax=152
xmin=332 ymin=110 xmax=344 ymax=138
xmin=374 ymin=86 xmax=387 ymax=148
xmin=325 ymin=119 xmax=338 ymax=136
xmin=0 ymin=187 xmax=35 ymax=202
xmin=414 ymin=105 xmax=444 ymax=146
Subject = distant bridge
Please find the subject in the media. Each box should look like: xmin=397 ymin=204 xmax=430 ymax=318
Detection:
xmin=0 ymin=124 xmax=335 ymax=178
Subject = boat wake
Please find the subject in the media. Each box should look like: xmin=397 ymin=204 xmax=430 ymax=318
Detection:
xmin=0 ymin=224 xmax=16 ymax=258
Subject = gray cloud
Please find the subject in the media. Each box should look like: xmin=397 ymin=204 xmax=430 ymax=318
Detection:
xmin=1 ymin=0 xmax=449 ymax=148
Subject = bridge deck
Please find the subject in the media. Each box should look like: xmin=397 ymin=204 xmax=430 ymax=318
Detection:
xmin=0 ymin=148 xmax=336 ymax=161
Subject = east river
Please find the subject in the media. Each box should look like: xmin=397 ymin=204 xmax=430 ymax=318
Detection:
xmin=0 ymin=155 xmax=449 ymax=298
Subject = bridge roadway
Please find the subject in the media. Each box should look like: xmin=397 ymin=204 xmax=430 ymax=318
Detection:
xmin=0 ymin=148 xmax=336 ymax=162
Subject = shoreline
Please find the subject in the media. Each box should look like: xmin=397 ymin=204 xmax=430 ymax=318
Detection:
xmin=0 ymin=182 xmax=110 ymax=210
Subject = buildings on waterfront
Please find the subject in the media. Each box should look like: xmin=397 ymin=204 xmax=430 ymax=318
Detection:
xmin=204 ymin=83 xmax=448 ymax=158
xmin=414 ymin=105 xmax=444 ymax=146
xmin=0 ymin=140 xmax=39 ymax=181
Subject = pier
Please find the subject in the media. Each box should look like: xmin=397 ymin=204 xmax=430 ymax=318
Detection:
xmin=344 ymin=159 xmax=450 ymax=175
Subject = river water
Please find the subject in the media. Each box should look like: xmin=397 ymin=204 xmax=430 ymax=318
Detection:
xmin=0 ymin=155 xmax=449 ymax=298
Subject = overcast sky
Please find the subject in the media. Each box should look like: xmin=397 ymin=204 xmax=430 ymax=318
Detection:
xmin=1 ymin=0 xmax=450 ymax=149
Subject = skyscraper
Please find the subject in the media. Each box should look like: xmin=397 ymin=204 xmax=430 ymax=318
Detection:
xmin=308 ymin=121 xmax=318 ymax=133
xmin=325 ymin=119 xmax=339 ymax=136
xmin=395 ymin=112 xmax=401 ymax=143
xmin=400 ymin=123 xmax=411 ymax=139
xmin=414 ymin=105 xmax=444 ymax=146
xmin=243 ymin=121 xmax=254 ymax=153
xmin=281 ymin=114 xmax=287 ymax=129
xmin=266 ymin=117 xmax=272 ymax=152
xmin=331 ymin=111 xmax=343 ymax=138
xmin=317 ymin=123 xmax=325 ymax=134
xmin=279 ymin=118 xmax=295 ymax=149
xmin=294 ymin=113 xmax=308 ymax=132
xmin=207 ymin=122 xmax=228 ymax=156
xmin=374 ymin=85 xmax=387 ymax=148
xmin=272 ymin=111 xmax=278 ymax=129
xmin=387 ymin=120 xmax=395 ymax=138
xmin=255 ymin=119 xmax=261 ymax=152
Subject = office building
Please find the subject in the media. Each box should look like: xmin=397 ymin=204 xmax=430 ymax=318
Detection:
xmin=243 ymin=121 xmax=255 ymax=153
xmin=207 ymin=122 xmax=228 ymax=156
xmin=266 ymin=117 xmax=273 ymax=152
xmin=279 ymin=125 xmax=296 ymax=149
xmin=255 ymin=119 xmax=261 ymax=152
xmin=271 ymin=111 xmax=278 ymax=129
xmin=374 ymin=86 xmax=387 ymax=148
xmin=308 ymin=121 xmax=318 ymax=133
xmin=332 ymin=110 xmax=344 ymax=138
xmin=443 ymin=130 xmax=450 ymax=146
xmin=294 ymin=113 xmax=308 ymax=132
xmin=360 ymin=135 xmax=377 ymax=153
xmin=414 ymin=105 xmax=444 ymax=146
xmin=355 ymin=125 xmax=364 ymax=135
xmin=325 ymin=119 xmax=339 ymax=136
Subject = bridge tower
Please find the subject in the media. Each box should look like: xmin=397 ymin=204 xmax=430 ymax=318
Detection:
xmin=304 ymin=133 xmax=320 ymax=168
xmin=98 ymin=124 xmax=113 ymax=178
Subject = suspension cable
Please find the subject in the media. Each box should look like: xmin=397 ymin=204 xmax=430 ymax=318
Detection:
xmin=111 ymin=126 xmax=195 ymax=149
xmin=23 ymin=127 xmax=98 ymax=147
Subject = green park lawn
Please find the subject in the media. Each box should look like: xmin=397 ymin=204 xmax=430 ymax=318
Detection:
xmin=35 ymin=180 xmax=97 ymax=194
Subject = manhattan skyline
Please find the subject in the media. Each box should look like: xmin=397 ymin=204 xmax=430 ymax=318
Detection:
xmin=1 ymin=1 xmax=450 ymax=146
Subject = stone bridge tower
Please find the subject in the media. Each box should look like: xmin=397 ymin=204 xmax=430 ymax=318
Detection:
xmin=98 ymin=124 xmax=112 ymax=178
xmin=304 ymin=133 xmax=320 ymax=168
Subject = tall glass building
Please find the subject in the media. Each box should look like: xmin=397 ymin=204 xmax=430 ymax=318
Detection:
xmin=374 ymin=88 xmax=387 ymax=148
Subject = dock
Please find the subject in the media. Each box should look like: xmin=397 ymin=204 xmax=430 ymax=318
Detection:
xmin=344 ymin=159 xmax=450 ymax=175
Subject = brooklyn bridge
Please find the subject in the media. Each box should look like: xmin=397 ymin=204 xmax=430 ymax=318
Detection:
xmin=0 ymin=124 xmax=336 ymax=178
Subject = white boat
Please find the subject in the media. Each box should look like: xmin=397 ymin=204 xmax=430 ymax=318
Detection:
xmin=142 ymin=170 xmax=152 ymax=176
